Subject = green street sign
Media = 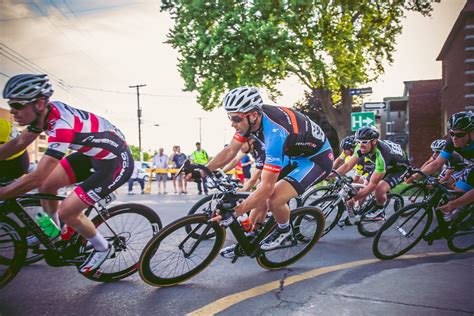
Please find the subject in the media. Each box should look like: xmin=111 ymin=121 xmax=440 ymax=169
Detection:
xmin=351 ymin=112 xmax=375 ymax=131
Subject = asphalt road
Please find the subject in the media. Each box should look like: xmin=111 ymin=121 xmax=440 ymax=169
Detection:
xmin=1 ymin=184 xmax=473 ymax=315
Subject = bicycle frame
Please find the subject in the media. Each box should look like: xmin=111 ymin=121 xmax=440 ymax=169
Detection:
xmin=1 ymin=195 xmax=64 ymax=254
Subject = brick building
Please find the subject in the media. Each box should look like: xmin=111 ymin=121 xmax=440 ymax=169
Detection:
xmin=437 ymin=0 xmax=474 ymax=131
xmin=404 ymin=80 xmax=443 ymax=167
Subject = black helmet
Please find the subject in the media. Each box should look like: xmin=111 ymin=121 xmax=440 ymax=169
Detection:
xmin=355 ymin=126 xmax=379 ymax=141
xmin=430 ymin=139 xmax=446 ymax=152
xmin=340 ymin=135 xmax=356 ymax=150
xmin=3 ymin=74 xmax=54 ymax=100
xmin=448 ymin=111 xmax=473 ymax=131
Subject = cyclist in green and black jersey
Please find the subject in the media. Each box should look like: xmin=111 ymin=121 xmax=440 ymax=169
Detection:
xmin=334 ymin=126 xmax=408 ymax=220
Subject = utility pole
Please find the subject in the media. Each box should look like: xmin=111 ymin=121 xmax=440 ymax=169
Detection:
xmin=197 ymin=117 xmax=204 ymax=144
xmin=129 ymin=84 xmax=147 ymax=161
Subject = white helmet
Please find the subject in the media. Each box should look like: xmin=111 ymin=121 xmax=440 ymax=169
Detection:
xmin=223 ymin=86 xmax=263 ymax=113
xmin=3 ymin=74 xmax=54 ymax=100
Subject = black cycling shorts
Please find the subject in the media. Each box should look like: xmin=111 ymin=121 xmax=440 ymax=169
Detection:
xmin=279 ymin=149 xmax=334 ymax=196
xmin=60 ymin=150 xmax=134 ymax=206
xmin=382 ymin=169 xmax=405 ymax=189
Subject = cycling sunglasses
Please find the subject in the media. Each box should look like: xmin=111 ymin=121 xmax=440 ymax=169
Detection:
xmin=8 ymin=99 xmax=37 ymax=110
xmin=228 ymin=113 xmax=252 ymax=123
xmin=357 ymin=139 xmax=374 ymax=145
xmin=449 ymin=131 xmax=468 ymax=138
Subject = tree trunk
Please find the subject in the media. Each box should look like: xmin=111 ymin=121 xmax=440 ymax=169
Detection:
xmin=315 ymin=87 xmax=353 ymax=142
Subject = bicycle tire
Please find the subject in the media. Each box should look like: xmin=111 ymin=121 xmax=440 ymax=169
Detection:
xmin=372 ymin=203 xmax=432 ymax=260
xmin=301 ymin=186 xmax=333 ymax=206
xmin=357 ymin=193 xmax=405 ymax=237
xmin=257 ymin=206 xmax=325 ymax=270
xmin=447 ymin=208 xmax=474 ymax=253
xmin=139 ymin=214 xmax=225 ymax=287
xmin=307 ymin=195 xmax=344 ymax=237
xmin=77 ymin=203 xmax=162 ymax=282
xmin=0 ymin=216 xmax=27 ymax=289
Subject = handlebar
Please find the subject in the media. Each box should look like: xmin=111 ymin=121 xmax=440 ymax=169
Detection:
xmin=402 ymin=166 xmax=437 ymax=185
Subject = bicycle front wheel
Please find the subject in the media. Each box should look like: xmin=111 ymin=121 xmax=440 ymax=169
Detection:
xmin=357 ymin=193 xmax=405 ymax=237
xmin=447 ymin=208 xmax=474 ymax=253
xmin=372 ymin=203 xmax=432 ymax=260
xmin=0 ymin=217 xmax=27 ymax=289
xmin=257 ymin=207 xmax=325 ymax=270
xmin=78 ymin=203 xmax=162 ymax=282
xmin=139 ymin=214 xmax=225 ymax=287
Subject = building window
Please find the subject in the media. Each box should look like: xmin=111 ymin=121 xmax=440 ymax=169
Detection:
xmin=39 ymin=134 xmax=46 ymax=140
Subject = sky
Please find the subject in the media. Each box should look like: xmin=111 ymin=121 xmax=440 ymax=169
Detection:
xmin=0 ymin=0 xmax=466 ymax=157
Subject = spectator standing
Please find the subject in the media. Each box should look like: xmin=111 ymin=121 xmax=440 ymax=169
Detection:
xmin=172 ymin=145 xmax=188 ymax=194
xmin=168 ymin=146 xmax=178 ymax=194
xmin=128 ymin=163 xmax=145 ymax=195
xmin=241 ymin=153 xmax=252 ymax=185
xmin=152 ymin=148 xmax=168 ymax=194
xmin=190 ymin=142 xmax=209 ymax=194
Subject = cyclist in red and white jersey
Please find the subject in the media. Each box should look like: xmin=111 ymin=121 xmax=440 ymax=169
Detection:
xmin=0 ymin=74 xmax=134 ymax=273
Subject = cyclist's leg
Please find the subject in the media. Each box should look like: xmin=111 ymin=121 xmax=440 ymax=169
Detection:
xmin=262 ymin=149 xmax=332 ymax=250
xmin=376 ymin=170 xmax=404 ymax=206
xmin=38 ymin=152 xmax=92 ymax=226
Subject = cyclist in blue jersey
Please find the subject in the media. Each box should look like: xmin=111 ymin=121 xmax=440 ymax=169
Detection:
xmin=420 ymin=139 xmax=467 ymax=188
xmin=207 ymin=87 xmax=333 ymax=251
xmin=406 ymin=111 xmax=474 ymax=218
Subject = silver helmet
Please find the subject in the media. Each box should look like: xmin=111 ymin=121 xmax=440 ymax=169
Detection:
xmin=223 ymin=86 xmax=263 ymax=113
xmin=3 ymin=74 xmax=54 ymax=100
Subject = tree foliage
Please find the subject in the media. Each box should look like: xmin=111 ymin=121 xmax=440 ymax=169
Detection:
xmin=161 ymin=0 xmax=438 ymax=139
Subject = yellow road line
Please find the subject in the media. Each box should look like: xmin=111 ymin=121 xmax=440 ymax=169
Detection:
xmin=188 ymin=251 xmax=467 ymax=316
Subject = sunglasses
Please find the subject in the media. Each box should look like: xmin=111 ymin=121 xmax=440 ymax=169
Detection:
xmin=449 ymin=131 xmax=467 ymax=138
xmin=8 ymin=99 xmax=37 ymax=110
xmin=357 ymin=139 xmax=373 ymax=145
xmin=228 ymin=113 xmax=251 ymax=123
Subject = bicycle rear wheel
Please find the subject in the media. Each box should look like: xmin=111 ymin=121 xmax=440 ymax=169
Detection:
xmin=307 ymin=195 xmax=344 ymax=237
xmin=139 ymin=214 xmax=225 ymax=287
xmin=372 ymin=203 xmax=432 ymax=260
xmin=447 ymin=207 xmax=474 ymax=252
xmin=0 ymin=217 xmax=27 ymax=289
xmin=77 ymin=203 xmax=162 ymax=282
xmin=357 ymin=193 xmax=404 ymax=237
xmin=257 ymin=207 xmax=325 ymax=270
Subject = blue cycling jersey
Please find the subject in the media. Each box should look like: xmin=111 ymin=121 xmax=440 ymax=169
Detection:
xmin=440 ymin=138 xmax=474 ymax=165
xmin=234 ymin=104 xmax=331 ymax=174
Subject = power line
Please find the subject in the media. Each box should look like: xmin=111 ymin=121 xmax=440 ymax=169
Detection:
xmin=0 ymin=72 xmax=10 ymax=78
xmin=70 ymin=85 xmax=195 ymax=98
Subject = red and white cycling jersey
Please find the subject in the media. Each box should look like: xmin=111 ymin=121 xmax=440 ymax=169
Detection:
xmin=44 ymin=101 xmax=127 ymax=160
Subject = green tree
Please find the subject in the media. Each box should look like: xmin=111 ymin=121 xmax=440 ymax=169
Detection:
xmin=161 ymin=0 xmax=438 ymax=140
xmin=129 ymin=145 xmax=152 ymax=161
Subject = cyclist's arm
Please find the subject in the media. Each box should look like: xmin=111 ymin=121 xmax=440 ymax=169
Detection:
xmin=241 ymin=169 xmax=262 ymax=192
xmin=0 ymin=155 xmax=59 ymax=199
xmin=419 ymin=155 xmax=446 ymax=177
xmin=234 ymin=169 xmax=278 ymax=215
xmin=420 ymin=157 xmax=434 ymax=169
xmin=207 ymin=137 xmax=244 ymax=171
xmin=354 ymin=171 xmax=385 ymax=202
xmin=439 ymin=168 xmax=454 ymax=184
xmin=332 ymin=157 xmax=344 ymax=169
xmin=439 ymin=189 xmax=474 ymax=213
xmin=335 ymin=155 xmax=359 ymax=176
xmin=0 ymin=130 xmax=38 ymax=161
xmin=223 ymin=151 xmax=245 ymax=172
